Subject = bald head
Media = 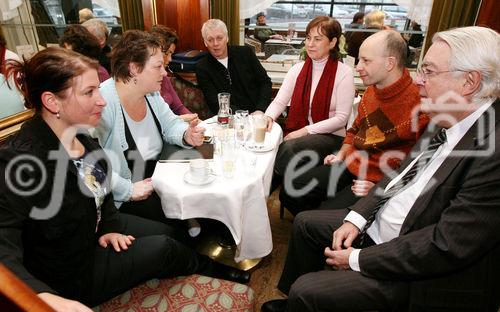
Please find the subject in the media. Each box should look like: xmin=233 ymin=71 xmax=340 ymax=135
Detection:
xmin=357 ymin=30 xmax=407 ymax=88
xmin=361 ymin=30 xmax=407 ymax=70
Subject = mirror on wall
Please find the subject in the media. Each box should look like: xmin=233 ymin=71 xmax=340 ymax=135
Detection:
xmin=0 ymin=0 xmax=122 ymax=132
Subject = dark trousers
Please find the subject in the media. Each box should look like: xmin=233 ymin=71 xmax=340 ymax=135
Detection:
xmin=278 ymin=209 xmax=409 ymax=312
xmin=272 ymin=134 xmax=344 ymax=194
xmin=279 ymin=163 xmax=359 ymax=215
xmin=90 ymin=214 xmax=212 ymax=306
xmin=119 ymin=192 xmax=190 ymax=243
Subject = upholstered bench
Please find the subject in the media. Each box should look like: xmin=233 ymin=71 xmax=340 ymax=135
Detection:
xmin=169 ymin=74 xmax=213 ymax=121
xmin=95 ymin=274 xmax=255 ymax=312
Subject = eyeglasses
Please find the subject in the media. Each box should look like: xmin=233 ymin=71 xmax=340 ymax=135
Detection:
xmin=416 ymin=65 xmax=466 ymax=82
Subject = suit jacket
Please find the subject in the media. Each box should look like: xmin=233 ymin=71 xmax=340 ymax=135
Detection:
xmin=0 ymin=115 xmax=123 ymax=304
xmin=352 ymin=99 xmax=500 ymax=311
xmin=195 ymin=45 xmax=272 ymax=115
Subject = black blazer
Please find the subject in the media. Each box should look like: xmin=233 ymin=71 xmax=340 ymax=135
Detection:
xmin=195 ymin=45 xmax=272 ymax=115
xmin=352 ymin=99 xmax=500 ymax=311
xmin=0 ymin=115 xmax=122 ymax=304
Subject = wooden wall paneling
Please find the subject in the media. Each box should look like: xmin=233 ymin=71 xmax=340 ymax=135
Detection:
xmin=199 ymin=0 xmax=210 ymax=47
xmin=154 ymin=0 xmax=209 ymax=51
xmin=475 ymin=0 xmax=500 ymax=32
xmin=156 ymin=0 xmax=178 ymax=30
xmin=141 ymin=0 xmax=155 ymax=31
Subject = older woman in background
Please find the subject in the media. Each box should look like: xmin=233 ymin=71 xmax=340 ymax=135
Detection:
xmin=59 ymin=24 xmax=110 ymax=82
xmin=82 ymin=18 xmax=112 ymax=73
xmin=347 ymin=10 xmax=387 ymax=64
xmin=150 ymin=25 xmax=197 ymax=121
xmin=266 ymin=16 xmax=355 ymax=192
xmin=93 ymin=30 xmax=204 ymax=225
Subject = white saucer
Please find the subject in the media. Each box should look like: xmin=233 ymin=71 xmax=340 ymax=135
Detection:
xmin=183 ymin=171 xmax=216 ymax=186
xmin=245 ymin=143 xmax=274 ymax=153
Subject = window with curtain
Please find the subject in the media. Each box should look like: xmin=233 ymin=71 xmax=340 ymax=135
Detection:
xmin=248 ymin=0 xmax=428 ymax=31
xmin=244 ymin=0 xmax=429 ymax=68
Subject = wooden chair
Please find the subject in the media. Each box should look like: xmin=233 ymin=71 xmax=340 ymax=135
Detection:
xmin=0 ymin=264 xmax=54 ymax=312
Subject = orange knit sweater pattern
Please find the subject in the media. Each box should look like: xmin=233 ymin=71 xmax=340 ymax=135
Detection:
xmin=343 ymin=69 xmax=429 ymax=182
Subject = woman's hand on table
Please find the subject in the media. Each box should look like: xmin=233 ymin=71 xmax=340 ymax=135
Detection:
xmin=131 ymin=178 xmax=154 ymax=201
xmin=251 ymin=110 xmax=264 ymax=115
xmin=264 ymin=115 xmax=274 ymax=132
xmin=184 ymin=118 xmax=205 ymax=146
xmin=38 ymin=292 xmax=93 ymax=312
xmin=98 ymin=233 xmax=135 ymax=252
xmin=351 ymin=180 xmax=375 ymax=197
xmin=284 ymin=127 xmax=308 ymax=141
xmin=180 ymin=113 xmax=198 ymax=122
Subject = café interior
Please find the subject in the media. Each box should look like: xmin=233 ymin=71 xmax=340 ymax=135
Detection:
xmin=0 ymin=0 xmax=498 ymax=311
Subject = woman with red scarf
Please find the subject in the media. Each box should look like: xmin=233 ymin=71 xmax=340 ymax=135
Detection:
xmin=265 ymin=16 xmax=355 ymax=195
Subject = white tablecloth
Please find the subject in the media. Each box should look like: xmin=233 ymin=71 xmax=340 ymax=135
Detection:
xmin=152 ymin=119 xmax=283 ymax=262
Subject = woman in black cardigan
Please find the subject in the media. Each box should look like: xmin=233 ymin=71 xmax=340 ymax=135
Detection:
xmin=0 ymin=47 xmax=248 ymax=311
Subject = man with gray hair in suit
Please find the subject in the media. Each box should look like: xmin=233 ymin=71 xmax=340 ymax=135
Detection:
xmin=262 ymin=26 xmax=499 ymax=312
xmin=195 ymin=19 xmax=272 ymax=115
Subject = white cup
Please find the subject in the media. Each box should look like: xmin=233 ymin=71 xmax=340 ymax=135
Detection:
xmin=189 ymin=159 xmax=210 ymax=183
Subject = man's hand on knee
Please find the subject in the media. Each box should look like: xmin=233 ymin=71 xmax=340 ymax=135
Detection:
xmin=324 ymin=247 xmax=353 ymax=270
xmin=332 ymin=222 xmax=359 ymax=250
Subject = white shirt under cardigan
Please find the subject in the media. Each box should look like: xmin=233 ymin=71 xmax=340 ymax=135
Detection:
xmin=122 ymin=104 xmax=163 ymax=160
xmin=92 ymin=78 xmax=189 ymax=206
xmin=345 ymin=99 xmax=494 ymax=271
xmin=264 ymin=57 xmax=355 ymax=136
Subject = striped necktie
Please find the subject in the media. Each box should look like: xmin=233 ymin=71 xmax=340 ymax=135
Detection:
xmin=359 ymin=128 xmax=448 ymax=244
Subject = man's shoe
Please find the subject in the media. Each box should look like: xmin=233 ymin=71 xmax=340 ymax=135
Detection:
xmin=261 ymin=299 xmax=288 ymax=312
xmin=213 ymin=263 xmax=251 ymax=284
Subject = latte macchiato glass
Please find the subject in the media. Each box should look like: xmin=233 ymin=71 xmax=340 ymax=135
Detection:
xmin=252 ymin=115 xmax=267 ymax=147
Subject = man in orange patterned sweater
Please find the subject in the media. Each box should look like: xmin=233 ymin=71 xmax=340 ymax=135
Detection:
xmin=279 ymin=30 xmax=429 ymax=215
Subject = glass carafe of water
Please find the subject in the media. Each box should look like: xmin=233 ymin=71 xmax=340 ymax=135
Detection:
xmin=217 ymin=92 xmax=232 ymax=125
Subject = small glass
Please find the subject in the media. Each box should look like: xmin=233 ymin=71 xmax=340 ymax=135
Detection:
xmin=234 ymin=110 xmax=249 ymax=147
xmin=212 ymin=125 xmax=225 ymax=158
xmin=221 ymin=141 xmax=237 ymax=178
xmin=224 ymin=127 xmax=235 ymax=143
xmin=235 ymin=110 xmax=249 ymax=119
